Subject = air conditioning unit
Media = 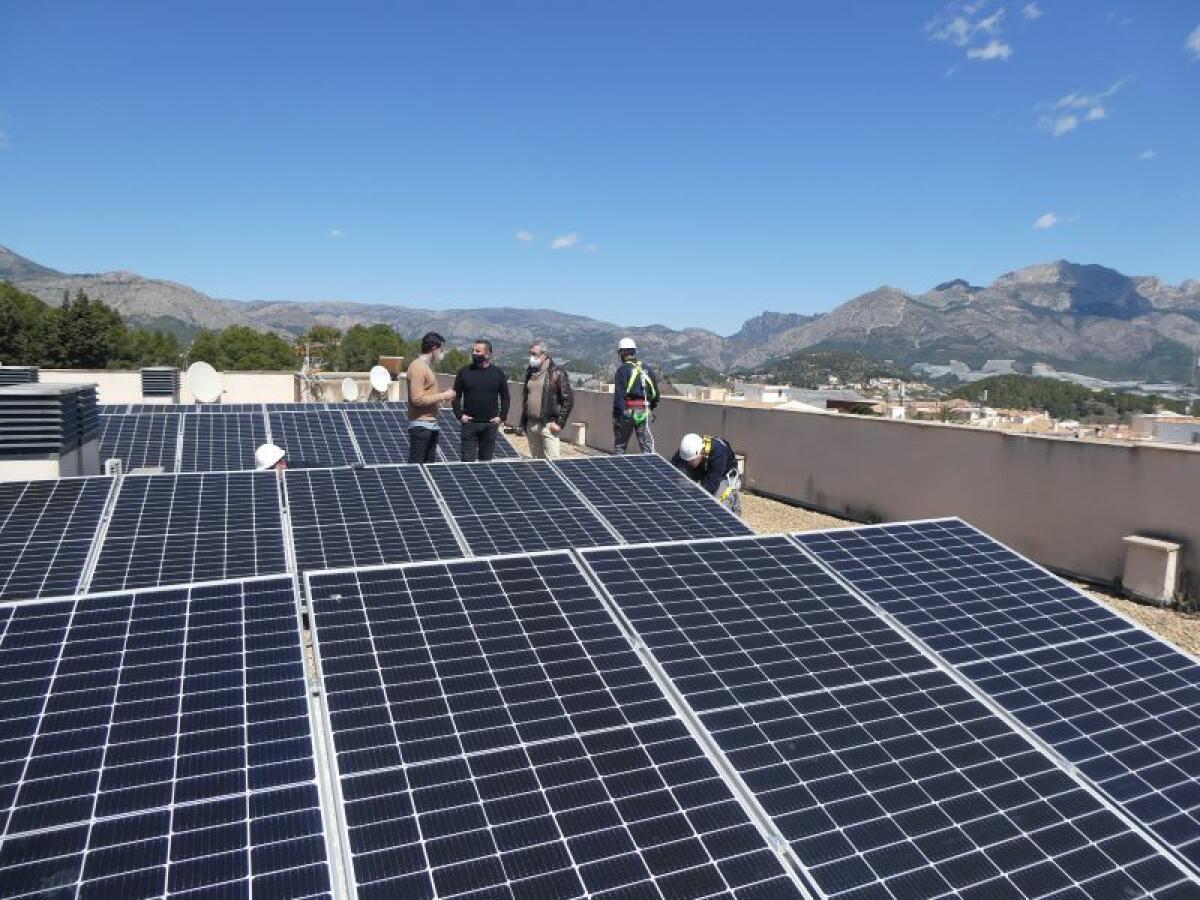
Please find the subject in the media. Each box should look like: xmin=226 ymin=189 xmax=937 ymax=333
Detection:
xmin=0 ymin=366 xmax=39 ymax=385
xmin=141 ymin=367 xmax=180 ymax=403
xmin=0 ymin=382 xmax=101 ymax=479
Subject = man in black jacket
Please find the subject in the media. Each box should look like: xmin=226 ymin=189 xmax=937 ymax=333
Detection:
xmin=452 ymin=339 xmax=510 ymax=461
xmin=520 ymin=340 xmax=574 ymax=459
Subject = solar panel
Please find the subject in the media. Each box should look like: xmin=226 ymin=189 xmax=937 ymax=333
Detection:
xmin=555 ymin=454 xmax=754 ymax=543
xmin=796 ymin=519 xmax=1200 ymax=873
xmin=193 ymin=403 xmax=265 ymax=414
xmin=0 ymin=575 xmax=333 ymax=898
xmin=343 ymin=407 xmax=413 ymax=464
xmin=427 ymin=459 xmax=620 ymax=555
xmin=307 ymin=553 xmax=804 ymax=899
xmin=265 ymin=402 xmax=343 ymax=412
xmin=579 ymin=536 xmax=1195 ymax=899
xmin=88 ymin=472 xmax=289 ymax=592
xmin=99 ymin=414 xmax=181 ymax=471
xmin=97 ymin=404 xmax=129 ymax=415
xmin=178 ymin=412 xmax=267 ymax=472
xmin=284 ymin=465 xmax=464 ymax=574
xmin=267 ymin=411 xmax=360 ymax=468
xmin=0 ymin=477 xmax=113 ymax=601
xmin=115 ymin=404 xmax=190 ymax=415
xmin=434 ymin=408 xmax=521 ymax=460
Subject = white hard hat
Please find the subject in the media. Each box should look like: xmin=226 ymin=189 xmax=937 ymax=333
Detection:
xmin=618 ymin=337 xmax=637 ymax=351
xmin=255 ymin=443 xmax=286 ymax=470
xmin=679 ymin=433 xmax=704 ymax=462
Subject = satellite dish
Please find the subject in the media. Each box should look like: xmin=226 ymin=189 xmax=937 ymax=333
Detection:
xmin=187 ymin=361 xmax=222 ymax=404
xmin=341 ymin=377 xmax=360 ymax=402
xmin=369 ymin=365 xmax=391 ymax=394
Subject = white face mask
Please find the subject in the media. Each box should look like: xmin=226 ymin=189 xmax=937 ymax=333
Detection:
xmin=529 ymin=355 xmax=542 ymax=368
xmin=432 ymin=349 xmax=445 ymax=364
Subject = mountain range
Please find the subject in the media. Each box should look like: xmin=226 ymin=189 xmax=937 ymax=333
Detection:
xmin=2 ymin=244 xmax=1198 ymax=381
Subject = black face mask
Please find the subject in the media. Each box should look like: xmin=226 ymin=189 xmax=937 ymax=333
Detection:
xmin=472 ymin=353 xmax=487 ymax=366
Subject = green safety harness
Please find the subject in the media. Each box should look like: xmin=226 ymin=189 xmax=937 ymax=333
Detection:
xmin=624 ymin=361 xmax=657 ymax=427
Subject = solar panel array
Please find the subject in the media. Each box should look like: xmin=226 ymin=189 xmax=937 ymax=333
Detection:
xmin=89 ymin=472 xmax=288 ymax=593
xmin=306 ymin=553 xmax=805 ymax=899
xmin=428 ymin=459 xmax=620 ymax=555
xmin=581 ymin=536 xmax=1196 ymax=899
xmin=267 ymin=411 xmax=361 ymax=469
xmin=556 ymin=453 xmax=755 ymax=543
xmin=0 ymin=477 xmax=112 ymax=601
xmin=0 ymin=576 xmax=333 ymax=899
xmin=285 ymin=465 xmax=463 ymax=573
xmin=99 ymin=413 xmax=180 ymax=471
xmin=796 ymin=519 xmax=1200 ymax=874
xmin=435 ymin=408 xmax=521 ymax=460
xmin=342 ymin=407 xmax=412 ymax=465
xmin=179 ymin=412 xmax=267 ymax=473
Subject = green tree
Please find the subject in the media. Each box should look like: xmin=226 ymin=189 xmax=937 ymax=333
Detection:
xmin=435 ymin=346 xmax=471 ymax=374
xmin=0 ymin=283 xmax=50 ymax=364
xmin=189 ymin=326 xmax=296 ymax=370
xmin=334 ymin=324 xmax=410 ymax=371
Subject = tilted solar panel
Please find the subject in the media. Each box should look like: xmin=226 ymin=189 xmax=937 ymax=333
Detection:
xmin=267 ymin=411 xmax=360 ymax=468
xmin=284 ymin=465 xmax=464 ymax=574
xmin=178 ymin=412 xmax=267 ymax=472
xmin=427 ymin=459 xmax=619 ymax=555
xmin=97 ymin=404 xmax=129 ymax=415
xmin=796 ymin=518 xmax=1200 ymax=874
xmin=343 ymin=407 xmax=413 ymax=465
xmin=555 ymin=453 xmax=754 ymax=543
xmin=88 ymin=472 xmax=288 ymax=592
xmin=580 ymin=535 xmax=1195 ymax=899
xmin=307 ymin=553 xmax=804 ymax=900
xmin=113 ymin=404 xmax=188 ymax=415
xmin=99 ymin=414 xmax=181 ymax=471
xmin=0 ymin=477 xmax=113 ymax=601
xmin=434 ymin=408 xmax=521 ymax=460
xmin=0 ymin=576 xmax=332 ymax=899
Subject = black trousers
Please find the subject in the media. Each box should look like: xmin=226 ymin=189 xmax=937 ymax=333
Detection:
xmin=407 ymin=427 xmax=440 ymax=464
xmin=461 ymin=422 xmax=498 ymax=462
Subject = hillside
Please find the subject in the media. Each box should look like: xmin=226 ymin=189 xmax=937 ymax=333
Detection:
xmin=742 ymin=348 xmax=907 ymax=388
xmin=949 ymin=375 xmax=1188 ymax=422
xmin=3 ymin=244 xmax=1198 ymax=382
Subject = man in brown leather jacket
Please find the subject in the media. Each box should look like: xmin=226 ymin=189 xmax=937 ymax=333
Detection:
xmin=520 ymin=340 xmax=574 ymax=459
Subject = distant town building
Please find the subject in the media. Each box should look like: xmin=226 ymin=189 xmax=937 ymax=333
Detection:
xmin=1131 ymin=413 xmax=1200 ymax=446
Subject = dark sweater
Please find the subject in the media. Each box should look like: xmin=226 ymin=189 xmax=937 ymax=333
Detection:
xmin=671 ymin=436 xmax=737 ymax=495
xmin=452 ymin=364 xmax=510 ymax=422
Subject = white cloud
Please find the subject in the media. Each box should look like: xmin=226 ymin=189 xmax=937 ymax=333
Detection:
xmin=944 ymin=64 xmax=960 ymax=78
xmin=1036 ymin=77 xmax=1129 ymax=137
xmin=1138 ymin=148 xmax=1156 ymax=160
xmin=1033 ymin=211 xmax=1079 ymax=229
xmin=1186 ymin=24 xmax=1200 ymax=60
xmin=514 ymin=229 xmax=535 ymax=241
xmin=582 ymin=243 xmax=599 ymax=253
xmin=1022 ymin=2 xmax=1043 ymax=20
xmin=550 ymin=233 xmax=580 ymax=250
xmin=927 ymin=3 xmax=1006 ymax=46
xmin=967 ymin=39 xmax=1013 ymax=60
xmin=328 ymin=228 xmax=343 ymax=239
xmin=1105 ymin=12 xmax=1134 ymax=26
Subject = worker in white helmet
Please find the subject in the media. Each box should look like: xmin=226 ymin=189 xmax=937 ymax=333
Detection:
xmin=672 ymin=432 xmax=742 ymax=516
xmin=612 ymin=337 xmax=659 ymax=454
xmin=255 ymin=443 xmax=288 ymax=472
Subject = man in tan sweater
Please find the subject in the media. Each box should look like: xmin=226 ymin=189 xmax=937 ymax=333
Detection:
xmin=406 ymin=332 xmax=456 ymax=463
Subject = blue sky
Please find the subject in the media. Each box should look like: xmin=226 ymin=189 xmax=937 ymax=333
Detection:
xmin=1 ymin=1 xmax=1197 ymax=334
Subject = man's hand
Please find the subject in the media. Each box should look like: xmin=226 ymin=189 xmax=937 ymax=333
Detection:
xmin=461 ymin=414 xmax=471 ymax=424
xmin=489 ymin=417 xmax=501 ymax=425
xmin=442 ymin=389 xmax=456 ymax=402
xmin=548 ymin=422 xmax=561 ymax=434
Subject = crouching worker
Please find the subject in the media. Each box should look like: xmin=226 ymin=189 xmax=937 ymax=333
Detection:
xmin=671 ymin=433 xmax=742 ymax=516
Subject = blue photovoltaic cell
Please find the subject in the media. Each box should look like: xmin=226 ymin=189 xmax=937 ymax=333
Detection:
xmin=581 ymin=536 xmax=1195 ymax=900
xmin=434 ymin=408 xmax=521 ymax=461
xmin=555 ymin=454 xmax=754 ymax=544
xmin=427 ymin=459 xmax=617 ymax=555
xmin=795 ymin=519 xmax=1200 ymax=875
xmin=0 ymin=576 xmax=332 ymax=899
xmin=343 ymin=407 xmax=413 ymax=464
xmin=284 ymin=465 xmax=463 ymax=573
xmin=308 ymin=553 xmax=803 ymax=900
xmin=0 ymin=478 xmax=113 ymax=601
xmin=178 ymin=412 xmax=267 ymax=472
xmin=107 ymin=404 xmax=186 ymax=415
xmin=794 ymin=519 xmax=1137 ymax=666
xmin=267 ymin=411 xmax=359 ymax=468
xmin=99 ymin=414 xmax=180 ymax=471
xmin=89 ymin=472 xmax=288 ymax=593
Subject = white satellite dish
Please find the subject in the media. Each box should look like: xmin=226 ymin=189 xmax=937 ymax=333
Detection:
xmin=341 ymin=377 xmax=360 ymax=402
xmin=369 ymin=365 xmax=391 ymax=394
xmin=187 ymin=361 xmax=222 ymax=404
